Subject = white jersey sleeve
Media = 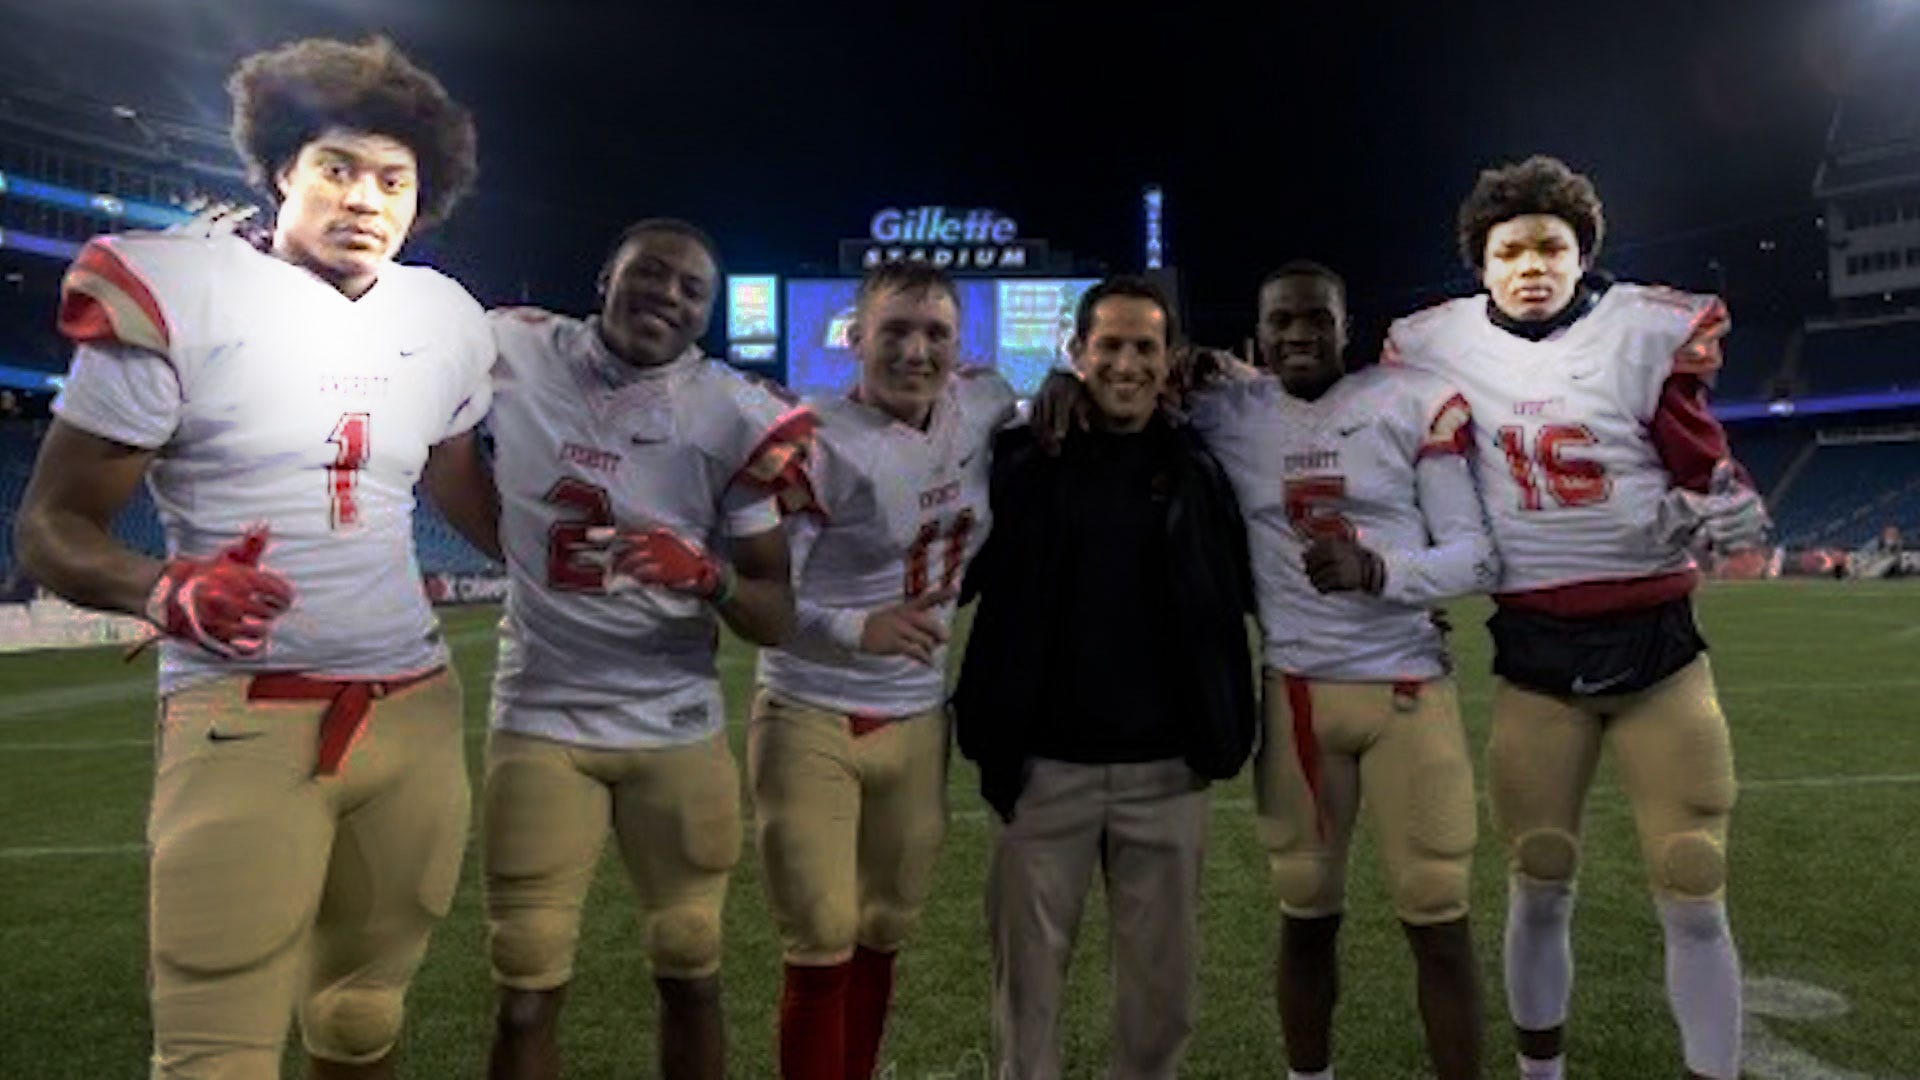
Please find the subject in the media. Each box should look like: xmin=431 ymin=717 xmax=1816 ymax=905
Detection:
xmin=435 ymin=289 xmax=496 ymax=442
xmin=758 ymin=367 xmax=1012 ymax=716
xmin=53 ymin=341 xmax=182 ymax=448
xmin=52 ymin=233 xmax=492 ymax=693
xmin=1377 ymin=381 xmax=1499 ymax=606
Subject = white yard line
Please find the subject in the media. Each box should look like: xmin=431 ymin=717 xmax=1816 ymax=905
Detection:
xmin=942 ymin=771 xmax=1920 ymax=824
xmin=0 ymin=679 xmax=152 ymax=722
xmin=0 ymin=739 xmax=150 ymax=751
xmin=0 ymin=627 xmax=496 ymax=726
xmin=0 ymin=842 xmax=144 ymax=859
xmin=11 ymin=770 xmax=1920 ymax=858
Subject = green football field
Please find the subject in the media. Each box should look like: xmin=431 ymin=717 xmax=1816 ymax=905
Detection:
xmin=2 ymin=580 xmax=1917 ymax=1078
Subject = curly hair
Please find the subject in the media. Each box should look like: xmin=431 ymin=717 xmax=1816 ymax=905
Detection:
xmin=1455 ymin=155 xmax=1604 ymax=270
xmin=228 ymin=36 xmax=478 ymax=229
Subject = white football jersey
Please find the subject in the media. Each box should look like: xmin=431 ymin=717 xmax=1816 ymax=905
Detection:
xmin=758 ymin=369 xmax=1017 ymax=717
xmin=52 ymin=234 xmax=493 ymax=695
xmin=487 ymin=310 xmax=811 ymax=748
xmin=1385 ymin=283 xmax=1728 ymax=595
xmin=1189 ymin=365 xmax=1496 ymax=681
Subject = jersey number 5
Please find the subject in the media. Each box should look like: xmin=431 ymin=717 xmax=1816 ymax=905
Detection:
xmin=545 ymin=478 xmax=614 ymax=593
xmin=906 ymin=509 xmax=976 ymax=599
xmin=1496 ymin=424 xmax=1610 ymax=511
xmin=1284 ymin=476 xmax=1356 ymax=541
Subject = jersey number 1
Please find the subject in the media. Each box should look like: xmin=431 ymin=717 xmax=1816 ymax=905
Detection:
xmin=327 ymin=413 xmax=370 ymax=529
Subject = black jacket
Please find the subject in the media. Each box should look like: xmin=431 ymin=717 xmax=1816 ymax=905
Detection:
xmin=952 ymin=414 xmax=1258 ymax=821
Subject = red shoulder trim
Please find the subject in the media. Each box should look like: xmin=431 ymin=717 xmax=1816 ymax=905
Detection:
xmin=732 ymin=405 xmax=826 ymax=518
xmin=57 ymin=238 xmax=170 ymax=352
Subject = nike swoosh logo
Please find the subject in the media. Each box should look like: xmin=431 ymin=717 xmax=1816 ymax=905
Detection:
xmin=958 ymin=454 xmax=978 ymax=469
xmin=630 ymin=434 xmax=667 ymax=446
xmin=1569 ymin=671 xmax=1632 ymax=695
xmin=398 ymin=345 xmax=430 ymax=357
xmin=1336 ymin=424 xmax=1364 ymax=437
xmin=206 ymin=729 xmax=265 ymax=743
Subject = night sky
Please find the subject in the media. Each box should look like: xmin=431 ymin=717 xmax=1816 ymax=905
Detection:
xmin=5 ymin=0 xmax=1906 ymax=351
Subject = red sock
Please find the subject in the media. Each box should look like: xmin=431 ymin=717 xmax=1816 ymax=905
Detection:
xmin=780 ymin=960 xmax=850 ymax=1080
xmin=844 ymin=945 xmax=897 ymax=1080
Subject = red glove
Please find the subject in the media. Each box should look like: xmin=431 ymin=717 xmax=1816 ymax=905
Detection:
xmin=144 ymin=526 xmax=295 ymax=658
xmin=608 ymin=527 xmax=731 ymax=600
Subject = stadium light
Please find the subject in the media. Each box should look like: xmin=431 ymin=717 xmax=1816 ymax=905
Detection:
xmin=1143 ymin=185 xmax=1165 ymax=270
xmin=0 ymin=170 xmax=191 ymax=229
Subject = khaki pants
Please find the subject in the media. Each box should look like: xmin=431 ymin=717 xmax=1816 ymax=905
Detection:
xmin=482 ymin=728 xmax=741 ymax=984
xmin=987 ymin=757 xmax=1209 ymax=1080
xmin=1254 ymin=673 xmax=1477 ymax=925
xmin=148 ymin=670 xmax=468 ymax=1078
xmin=747 ymin=688 xmax=950 ymax=964
xmin=1488 ymin=656 xmax=1737 ymax=899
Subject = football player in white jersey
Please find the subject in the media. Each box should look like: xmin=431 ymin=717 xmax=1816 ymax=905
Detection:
xmin=1385 ymin=156 xmax=1766 ymax=1080
xmin=751 ymin=261 xmax=1014 ymax=1080
xmin=1188 ymin=261 xmax=1496 ymax=1080
xmin=481 ymin=219 xmax=814 ymax=1080
xmin=12 ymin=37 xmax=493 ymax=1079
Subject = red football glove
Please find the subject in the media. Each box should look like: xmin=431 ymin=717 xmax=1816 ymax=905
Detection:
xmin=144 ymin=526 xmax=295 ymax=658
xmin=606 ymin=527 xmax=731 ymax=600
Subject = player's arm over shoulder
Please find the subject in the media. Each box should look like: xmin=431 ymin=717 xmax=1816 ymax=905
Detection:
xmin=710 ymin=366 xmax=821 ymax=516
xmin=957 ymin=364 xmax=1019 ymax=428
xmin=1381 ymin=296 xmax=1475 ymax=370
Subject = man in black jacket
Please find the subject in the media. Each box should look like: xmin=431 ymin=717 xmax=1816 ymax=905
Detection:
xmin=952 ymin=275 xmax=1256 ymax=1080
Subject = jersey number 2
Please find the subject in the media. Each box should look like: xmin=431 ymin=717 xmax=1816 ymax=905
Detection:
xmin=1496 ymin=424 xmax=1610 ymax=511
xmin=545 ymin=478 xmax=614 ymax=593
xmin=327 ymin=413 xmax=370 ymax=529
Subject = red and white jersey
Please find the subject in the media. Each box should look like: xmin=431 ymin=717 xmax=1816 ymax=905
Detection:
xmin=52 ymin=234 xmax=493 ymax=695
xmin=1189 ymin=365 xmax=1496 ymax=681
xmin=758 ymin=369 xmax=1017 ymax=717
xmin=488 ymin=310 xmax=815 ymax=749
xmin=1385 ymin=283 xmax=1729 ymax=596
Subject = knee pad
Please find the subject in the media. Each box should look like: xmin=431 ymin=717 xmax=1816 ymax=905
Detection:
xmin=302 ymin=986 xmax=402 ymax=1065
xmin=1512 ymin=828 xmax=1580 ymax=884
xmin=489 ymin=907 xmax=580 ymax=989
xmin=1392 ymin=859 xmax=1471 ymax=926
xmin=1652 ymin=830 xmax=1726 ymax=900
xmin=648 ymin=905 xmax=724 ymax=979
xmin=782 ymin=894 xmax=858 ymax=965
xmin=1270 ymin=853 xmax=1344 ymax=918
xmin=857 ymin=901 xmax=923 ymax=955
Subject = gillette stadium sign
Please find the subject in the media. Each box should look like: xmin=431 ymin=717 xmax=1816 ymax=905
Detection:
xmin=841 ymin=206 xmax=1048 ymax=274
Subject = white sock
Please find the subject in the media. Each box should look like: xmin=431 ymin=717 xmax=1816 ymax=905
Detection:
xmin=1287 ymin=1070 xmax=1333 ymax=1080
xmin=1504 ymin=876 xmax=1575 ymax=1031
xmin=1659 ymin=897 xmax=1743 ymax=1079
xmin=1516 ymin=1052 xmax=1563 ymax=1080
